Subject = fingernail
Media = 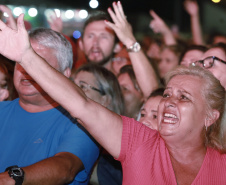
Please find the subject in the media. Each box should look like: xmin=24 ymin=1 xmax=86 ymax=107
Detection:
xmin=113 ymin=2 xmax=116 ymax=5
xmin=118 ymin=1 xmax=121 ymax=4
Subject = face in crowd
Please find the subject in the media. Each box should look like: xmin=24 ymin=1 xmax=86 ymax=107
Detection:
xmin=117 ymin=67 xmax=144 ymax=119
xmin=200 ymin=47 xmax=226 ymax=90
xmin=14 ymin=40 xmax=60 ymax=101
xmin=147 ymin=42 xmax=161 ymax=60
xmin=74 ymin=70 xmax=107 ymax=106
xmin=180 ymin=49 xmax=205 ymax=67
xmin=140 ymin=95 xmax=162 ymax=130
xmin=158 ymin=75 xmax=210 ymax=139
xmin=79 ymin=20 xmax=117 ymax=66
xmin=158 ymin=48 xmax=179 ymax=79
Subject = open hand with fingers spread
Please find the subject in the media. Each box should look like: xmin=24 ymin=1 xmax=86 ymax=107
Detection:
xmin=104 ymin=1 xmax=136 ymax=48
xmin=0 ymin=14 xmax=32 ymax=63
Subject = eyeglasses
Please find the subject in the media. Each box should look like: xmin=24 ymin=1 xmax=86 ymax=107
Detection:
xmin=76 ymin=81 xmax=105 ymax=95
xmin=192 ymin=56 xmax=226 ymax=69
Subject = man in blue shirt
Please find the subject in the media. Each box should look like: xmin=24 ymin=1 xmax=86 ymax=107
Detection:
xmin=0 ymin=28 xmax=99 ymax=185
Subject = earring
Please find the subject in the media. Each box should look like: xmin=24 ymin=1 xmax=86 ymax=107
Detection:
xmin=205 ymin=117 xmax=209 ymax=131
xmin=204 ymin=122 xmax=208 ymax=131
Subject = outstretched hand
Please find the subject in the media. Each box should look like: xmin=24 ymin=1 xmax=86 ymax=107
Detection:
xmin=105 ymin=1 xmax=136 ymax=48
xmin=0 ymin=14 xmax=31 ymax=63
xmin=184 ymin=0 xmax=199 ymax=17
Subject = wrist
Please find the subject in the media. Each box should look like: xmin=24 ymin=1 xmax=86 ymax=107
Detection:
xmin=124 ymin=37 xmax=137 ymax=49
xmin=191 ymin=13 xmax=199 ymax=19
xmin=127 ymin=41 xmax=141 ymax=53
xmin=163 ymin=29 xmax=173 ymax=37
xmin=5 ymin=165 xmax=25 ymax=185
xmin=20 ymin=47 xmax=36 ymax=66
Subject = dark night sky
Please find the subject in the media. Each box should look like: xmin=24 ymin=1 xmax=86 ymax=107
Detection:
xmin=3 ymin=0 xmax=226 ymax=34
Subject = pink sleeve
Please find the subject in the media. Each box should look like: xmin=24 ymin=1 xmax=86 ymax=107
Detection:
xmin=117 ymin=116 xmax=158 ymax=164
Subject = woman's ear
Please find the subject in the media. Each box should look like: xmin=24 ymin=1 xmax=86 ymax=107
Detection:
xmin=63 ymin=67 xmax=71 ymax=78
xmin=205 ymin=109 xmax=220 ymax=127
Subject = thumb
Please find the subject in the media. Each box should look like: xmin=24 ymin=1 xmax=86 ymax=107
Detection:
xmin=17 ymin=13 xmax=25 ymax=30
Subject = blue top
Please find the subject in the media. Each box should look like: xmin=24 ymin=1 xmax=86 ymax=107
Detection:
xmin=0 ymin=98 xmax=99 ymax=185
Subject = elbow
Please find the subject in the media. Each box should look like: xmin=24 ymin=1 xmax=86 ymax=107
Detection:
xmin=65 ymin=162 xmax=84 ymax=184
xmin=54 ymin=152 xmax=84 ymax=184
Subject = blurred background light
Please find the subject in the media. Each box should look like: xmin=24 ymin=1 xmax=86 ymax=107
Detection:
xmin=44 ymin=9 xmax=54 ymax=20
xmin=28 ymin=8 xmax=38 ymax=17
xmin=73 ymin=30 xmax=81 ymax=39
xmin=3 ymin=12 xmax=9 ymax=17
xmin=13 ymin=7 xmax=23 ymax=16
xmin=89 ymin=0 xmax=99 ymax=9
xmin=65 ymin=10 xmax=74 ymax=19
xmin=54 ymin=9 xmax=61 ymax=17
xmin=78 ymin=9 xmax=88 ymax=19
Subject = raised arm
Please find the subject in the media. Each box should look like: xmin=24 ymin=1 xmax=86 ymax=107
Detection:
xmin=184 ymin=0 xmax=204 ymax=45
xmin=0 ymin=14 xmax=122 ymax=159
xmin=149 ymin=10 xmax=177 ymax=46
xmin=105 ymin=1 xmax=158 ymax=98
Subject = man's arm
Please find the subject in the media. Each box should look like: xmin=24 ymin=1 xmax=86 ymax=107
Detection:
xmin=0 ymin=152 xmax=83 ymax=185
xmin=23 ymin=152 xmax=83 ymax=185
xmin=105 ymin=2 xmax=158 ymax=98
xmin=0 ymin=14 xmax=123 ymax=159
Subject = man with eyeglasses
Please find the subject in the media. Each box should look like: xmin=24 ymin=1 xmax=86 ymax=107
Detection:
xmin=192 ymin=43 xmax=226 ymax=90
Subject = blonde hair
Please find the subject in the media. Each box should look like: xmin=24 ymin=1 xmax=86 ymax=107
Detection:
xmin=165 ymin=66 xmax=226 ymax=152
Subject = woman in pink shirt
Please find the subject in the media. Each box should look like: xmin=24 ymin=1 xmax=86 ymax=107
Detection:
xmin=0 ymin=2 xmax=226 ymax=185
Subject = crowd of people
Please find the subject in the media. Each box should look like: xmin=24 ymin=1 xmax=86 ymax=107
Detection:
xmin=0 ymin=0 xmax=226 ymax=185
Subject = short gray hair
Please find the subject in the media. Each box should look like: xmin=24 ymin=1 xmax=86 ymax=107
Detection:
xmin=29 ymin=28 xmax=73 ymax=72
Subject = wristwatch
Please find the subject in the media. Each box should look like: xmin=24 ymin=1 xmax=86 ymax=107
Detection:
xmin=5 ymin=165 xmax=24 ymax=185
xmin=127 ymin=42 xmax=141 ymax=52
